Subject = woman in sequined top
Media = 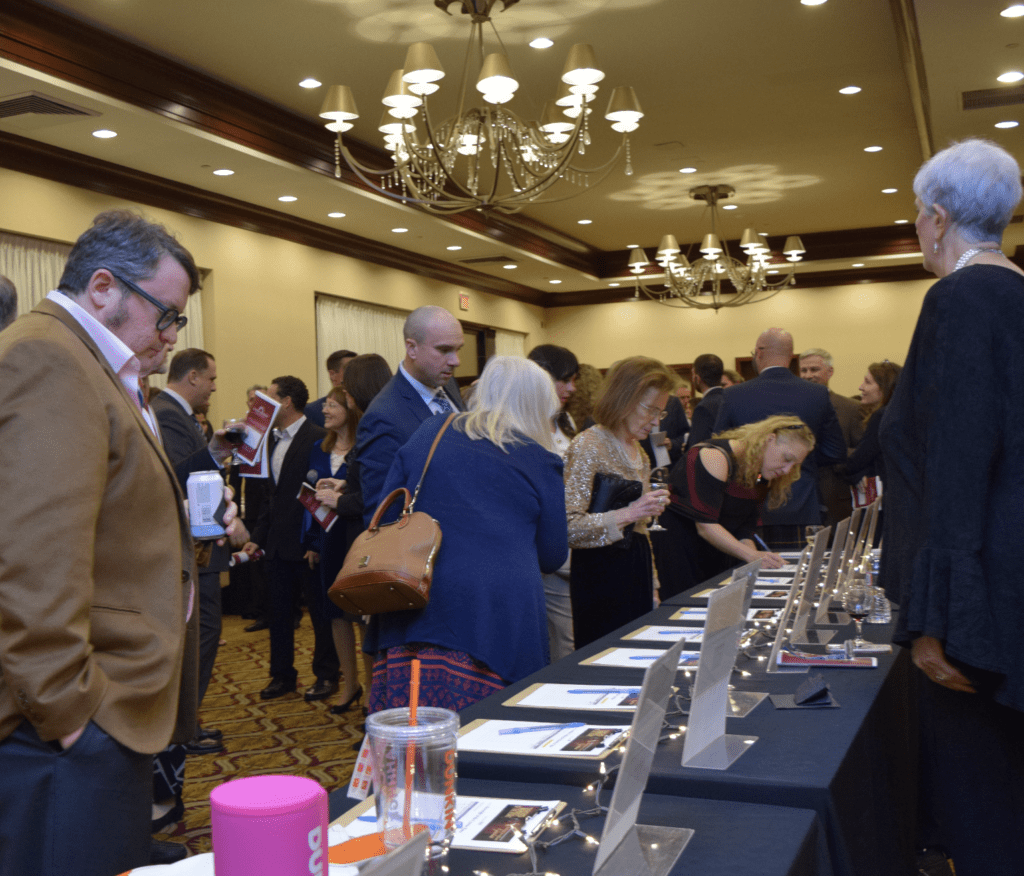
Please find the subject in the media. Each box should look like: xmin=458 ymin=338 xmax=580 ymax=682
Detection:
xmin=563 ymin=357 xmax=676 ymax=648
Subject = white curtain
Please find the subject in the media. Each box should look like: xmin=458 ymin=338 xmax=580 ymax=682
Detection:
xmin=315 ymin=294 xmax=407 ymax=397
xmin=494 ymin=328 xmax=526 ymax=358
xmin=0 ymin=230 xmax=205 ymax=389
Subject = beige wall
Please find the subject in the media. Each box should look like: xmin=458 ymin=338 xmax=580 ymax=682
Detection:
xmin=543 ymin=279 xmax=931 ymax=397
xmin=0 ymin=169 xmax=544 ymax=425
xmin=1 ymin=167 xmax=933 ymax=411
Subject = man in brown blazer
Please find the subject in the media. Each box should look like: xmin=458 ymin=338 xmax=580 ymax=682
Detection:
xmin=0 ymin=211 xmax=204 ymax=876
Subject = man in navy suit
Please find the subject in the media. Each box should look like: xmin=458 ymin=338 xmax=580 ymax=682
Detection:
xmin=686 ymin=353 xmax=726 ymax=449
xmin=244 ymin=376 xmax=338 ymax=701
xmin=714 ymin=328 xmax=846 ymax=549
xmin=357 ymin=306 xmax=467 ymax=526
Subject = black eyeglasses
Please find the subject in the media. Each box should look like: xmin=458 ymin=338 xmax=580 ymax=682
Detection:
xmin=107 ymin=270 xmax=187 ymax=332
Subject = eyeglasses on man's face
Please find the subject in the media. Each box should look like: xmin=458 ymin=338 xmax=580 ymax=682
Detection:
xmin=106 ymin=269 xmax=188 ymax=332
xmin=637 ymin=400 xmax=668 ymax=421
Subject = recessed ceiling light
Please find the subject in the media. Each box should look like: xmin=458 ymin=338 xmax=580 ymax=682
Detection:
xmin=92 ymin=129 xmax=117 ymax=139
xmin=864 ymin=145 xmax=883 ymax=152
xmin=1001 ymin=4 xmax=1024 ymax=17
xmin=278 ymin=195 xmax=297 ymax=202
xmin=839 ymin=86 xmax=862 ymax=95
xmin=299 ymin=78 xmax=322 ymax=89
xmin=609 ymin=282 xmax=621 ymax=287
xmin=626 ymin=244 xmax=639 ymax=249
xmin=212 ymin=168 xmax=234 ymax=176
xmin=328 ymin=212 xmax=345 ymax=218
xmin=852 ymin=262 xmax=865 ymax=268
xmin=549 ymin=279 xmax=562 ymax=284
xmin=894 ymin=219 xmax=910 ymax=224
xmin=998 ymin=71 xmax=1024 ymax=83
xmin=679 ymin=167 xmax=697 ymax=174
xmin=503 ymin=264 xmax=517 ymax=269
xmin=882 ymin=187 xmax=897 ymax=193
xmin=801 ymin=0 xmax=827 ymax=5
xmin=392 ymin=227 xmax=408 ymax=233
xmin=722 ymin=204 xmax=738 ymax=210
xmin=529 ymin=37 xmax=553 ymax=48
xmin=577 ymin=219 xmax=592 ymax=225
xmin=446 ymin=245 xmax=462 ymax=251
xmin=996 ymin=120 xmax=1019 ymax=128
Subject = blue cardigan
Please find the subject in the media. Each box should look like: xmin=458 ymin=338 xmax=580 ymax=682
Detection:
xmin=364 ymin=416 xmax=568 ymax=683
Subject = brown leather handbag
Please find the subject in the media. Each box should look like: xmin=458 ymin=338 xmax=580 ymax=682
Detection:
xmin=328 ymin=414 xmax=454 ymax=615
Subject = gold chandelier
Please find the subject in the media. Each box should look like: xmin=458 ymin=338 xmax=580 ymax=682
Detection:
xmin=317 ymin=0 xmax=642 ymax=215
xmin=629 ymin=185 xmax=807 ymax=310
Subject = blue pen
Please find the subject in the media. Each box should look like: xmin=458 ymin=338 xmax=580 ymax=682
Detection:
xmin=629 ymin=654 xmax=659 ymax=660
xmin=659 ymin=629 xmax=699 ymax=635
xmin=753 ymin=533 xmax=771 ymax=551
xmin=567 ymin=688 xmax=641 ymax=695
xmin=498 ymin=722 xmax=585 ymax=736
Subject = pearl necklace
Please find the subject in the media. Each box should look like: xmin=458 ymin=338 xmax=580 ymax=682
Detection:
xmin=954 ymin=247 xmax=1003 ymax=272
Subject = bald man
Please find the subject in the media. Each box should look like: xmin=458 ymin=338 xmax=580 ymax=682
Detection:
xmin=356 ymin=305 xmax=467 ymax=524
xmin=714 ymin=328 xmax=847 ymax=550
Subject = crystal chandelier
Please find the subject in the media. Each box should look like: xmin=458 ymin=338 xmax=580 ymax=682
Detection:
xmin=629 ymin=185 xmax=807 ymax=310
xmin=317 ymin=0 xmax=642 ymax=215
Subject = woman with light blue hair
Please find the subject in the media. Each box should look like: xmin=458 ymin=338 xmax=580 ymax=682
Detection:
xmin=880 ymin=138 xmax=1024 ymax=875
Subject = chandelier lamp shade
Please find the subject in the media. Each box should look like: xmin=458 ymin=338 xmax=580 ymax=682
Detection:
xmin=318 ymin=0 xmax=642 ymax=215
xmin=629 ymin=185 xmax=807 ymax=310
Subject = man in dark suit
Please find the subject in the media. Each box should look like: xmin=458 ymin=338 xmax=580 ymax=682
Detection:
xmin=799 ymin=348 xmax=865 ymax=526
xmin=714 ymin=328 xmax=847 ymax=549
xmin=686 ymin=353 xmax=726 ymax=449
xmin=304 ymin=349 xmax=356 ymax=428
xmin=357 ymin=306 xmax=466 ymax=525
xmin=152 ymin=348 xmax=229 ymax=755
xmin=0 ymin=211 xmax=201 ymax=875
xmin=244 ymin=376 xmax=338 ymax=701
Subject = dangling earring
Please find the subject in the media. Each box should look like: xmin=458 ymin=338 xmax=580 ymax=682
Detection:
xmin=933 ymin=242 xmax=939 ymax=253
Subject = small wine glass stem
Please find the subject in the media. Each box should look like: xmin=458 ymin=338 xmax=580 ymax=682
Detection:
xmin=854 ymin=619 xmax=864 ymax=645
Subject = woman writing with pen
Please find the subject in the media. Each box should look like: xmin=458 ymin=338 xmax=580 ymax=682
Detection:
xmin=654 ymin=415 xmax=814 ymax=599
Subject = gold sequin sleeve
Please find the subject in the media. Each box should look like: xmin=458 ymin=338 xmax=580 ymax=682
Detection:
xmin=564 ymin=427 xmax=651 ymax=549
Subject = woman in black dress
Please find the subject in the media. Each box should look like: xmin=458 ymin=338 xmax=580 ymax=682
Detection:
xmin=839 ymin=360 xmax=901 ymax=490
xmin=655 ymin=415 xmax=814 ymax=599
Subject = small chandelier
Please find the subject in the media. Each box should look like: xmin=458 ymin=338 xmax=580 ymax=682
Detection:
xmin=629 ymin=185 xmax=807 ymax=310
xmin=318 ymin=0 xmax=642 ymax=215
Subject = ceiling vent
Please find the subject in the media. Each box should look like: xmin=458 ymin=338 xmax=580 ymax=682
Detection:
xmin=0 ymin=91 xmax=99 ymax=131
xmin=961 ymin=85 xmax=1024 ymax=111
xmin=458 ymin=255 xmax=517 ymax=265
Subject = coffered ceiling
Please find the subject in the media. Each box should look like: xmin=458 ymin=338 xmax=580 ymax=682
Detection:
xmin=1 ymin=0 xmax=1023 ymax=307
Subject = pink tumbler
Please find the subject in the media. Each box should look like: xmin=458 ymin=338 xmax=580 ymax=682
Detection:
xmin=210 ymin=775 xmax=328 ymax=875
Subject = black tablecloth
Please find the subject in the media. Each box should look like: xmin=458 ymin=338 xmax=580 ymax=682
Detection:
xmin=329 ymin=777 xmax=833 ymax=876
xmin=455 ymin=594 xmax=915 ymax=876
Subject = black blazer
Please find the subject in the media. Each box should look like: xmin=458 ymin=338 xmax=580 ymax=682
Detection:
xmin=252 ymin=418 xmax=328 ymax=562
xmin=713 ymin=368 xmax=846 ymax=526
xmin=152 ymin=391 xmax=207 ymax=466
xmin=686 ymin=386 xmax=726 ymax=450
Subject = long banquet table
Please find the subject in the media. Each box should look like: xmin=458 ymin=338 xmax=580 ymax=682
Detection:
xmin=453 ymin=584 xmax=916 ymax=876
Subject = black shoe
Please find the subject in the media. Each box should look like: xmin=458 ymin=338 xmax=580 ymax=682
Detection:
xmin=304 ymin=678 xmax=339 ymax=702
xmin=151 ymin=796 xmax=184 ymax=834
xmin=150 ymin=839 xmax=188 ymax=865
xmin=329 ymin=686 xmax=364 ymax=715
xmin=196 ymin=726 xmax=223 ymax=741
xmin=184 ymin=735 xmax=224 ymax=756
xmin=293 ymin=617 xmax=302 ymax=629
xmin=260 ymin=679 xmax=297 ymax=700
xmin=244 ymin=619 xmax=269 ymax=632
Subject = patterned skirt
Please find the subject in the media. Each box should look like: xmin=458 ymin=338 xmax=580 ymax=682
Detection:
xmin=368 ymin=644 xmax=506 ymax=714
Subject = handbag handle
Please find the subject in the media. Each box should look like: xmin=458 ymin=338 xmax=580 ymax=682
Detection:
xmin=407 ymin=412 xmax=457 ymax=514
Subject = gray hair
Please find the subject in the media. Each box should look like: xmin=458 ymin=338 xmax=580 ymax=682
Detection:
xmin=58 ymin=210 xmax=200 ymax=298
xmin=913 ymin=139 xmax=1022 ymax=243
xmin=455 ymin=356 xmax=559 ymax=453
xmin=0 ymin=275 xmax=16 ymax=331
xmin=799 ymin=348 xmax=833 ymax=367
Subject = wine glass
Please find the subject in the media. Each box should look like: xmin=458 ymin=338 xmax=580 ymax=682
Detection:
xmin=842 ymin=580 xmax=873 ymax=649
xmin=648 ymin=468 xmax=668 ymax=532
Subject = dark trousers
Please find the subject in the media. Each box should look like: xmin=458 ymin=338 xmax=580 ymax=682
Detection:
xmin=197 ymin=570 xmax=222 ymax=711
xmin=267 ymin=556 xmax=339 ymax=686
xmin=0 ymin=720 xmax=151 ymax=876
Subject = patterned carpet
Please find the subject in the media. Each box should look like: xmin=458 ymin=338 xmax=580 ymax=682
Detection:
xmin=155 ymin=613 xmax=365 ymax=854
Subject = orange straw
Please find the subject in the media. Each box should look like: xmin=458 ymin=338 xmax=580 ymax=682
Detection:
xmin=403 ymin=658 xmax=421 ymax=840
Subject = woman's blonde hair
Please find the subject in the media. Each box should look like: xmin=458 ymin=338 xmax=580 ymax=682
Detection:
xmin=714 ymin=415 xmax=815 ymax=509
xmin=454 ymin=356 xmax=559 ymax=452
xmin=593 ymin=357 xmax=677 ymax=431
